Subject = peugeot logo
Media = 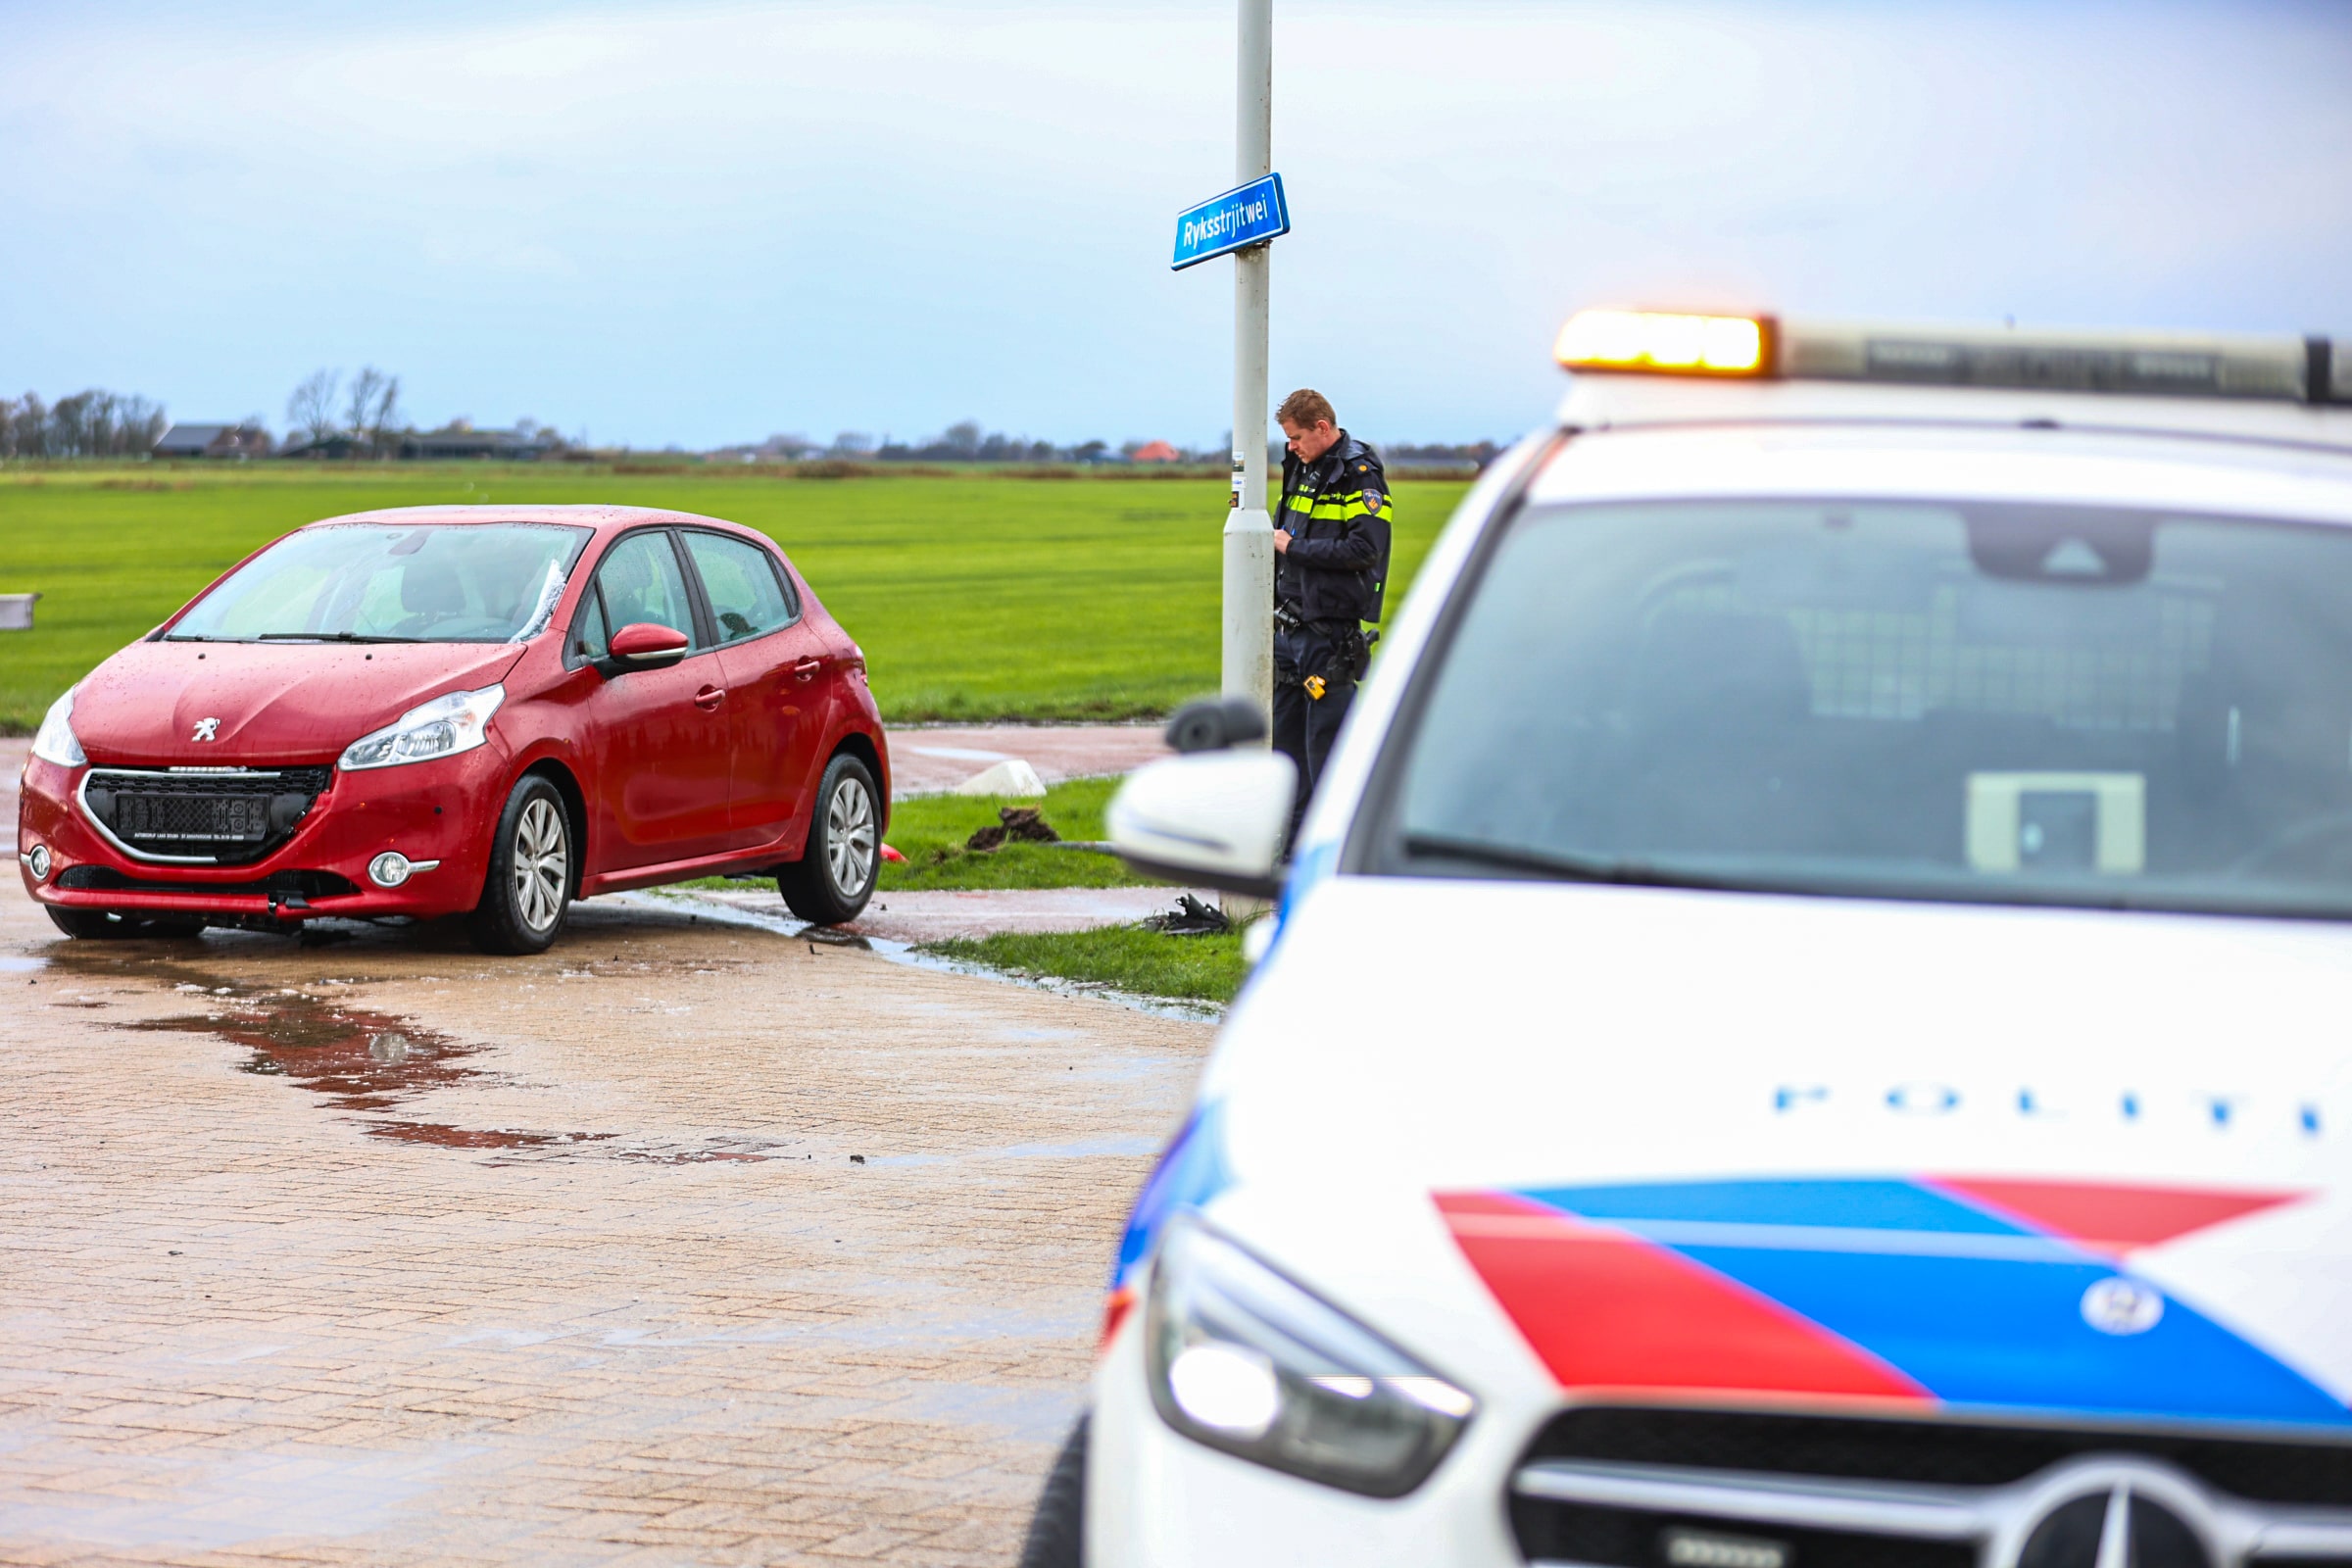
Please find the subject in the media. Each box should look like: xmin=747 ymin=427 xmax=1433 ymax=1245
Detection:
xmin=1998 ymin=1463 xmax=2216 ymax=1568
xmin=192 ymin=717 xmax=220 ymax=743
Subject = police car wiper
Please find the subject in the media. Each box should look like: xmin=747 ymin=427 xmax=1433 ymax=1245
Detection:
xmin=253 ymin=631 xmax=424 ymax=643
xmin=1401 ymin=832 xmax=1742 ymax=891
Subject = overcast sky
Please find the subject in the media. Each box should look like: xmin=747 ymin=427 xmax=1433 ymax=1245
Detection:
xmin=4 ymin=0 xmax=2350 ymax=449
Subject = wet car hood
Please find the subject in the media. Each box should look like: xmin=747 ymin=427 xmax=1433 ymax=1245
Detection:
xmin=72 ymin=640 xmax=527 ymax=765
xmin=1197 ymin=878 xmax=2352 ymax=1430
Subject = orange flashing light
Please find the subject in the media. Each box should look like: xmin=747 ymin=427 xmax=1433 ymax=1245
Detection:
xmin=1555 ymin=310 xmax=1774 ymax=377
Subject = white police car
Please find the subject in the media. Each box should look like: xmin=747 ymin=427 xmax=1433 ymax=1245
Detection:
xmin=1020 ymin=311 xmax=2352 ymax=1568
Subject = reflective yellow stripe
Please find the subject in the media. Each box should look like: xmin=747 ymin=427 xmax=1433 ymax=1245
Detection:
xmin=1289 ymin=489 xmax=1391 ymax=522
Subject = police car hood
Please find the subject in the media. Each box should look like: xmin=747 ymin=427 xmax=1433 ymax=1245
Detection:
xmin=1200 ymin=878 xmax=2352 ymax=1429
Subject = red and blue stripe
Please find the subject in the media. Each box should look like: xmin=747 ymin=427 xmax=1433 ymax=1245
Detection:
xmin=1438 ymin=1176 xmax=2347 ymax=1428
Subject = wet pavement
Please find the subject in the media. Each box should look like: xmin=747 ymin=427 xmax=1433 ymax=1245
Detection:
xmin=681 ymin=885 xmax=1220 ymax=946
xmin=885 ymin=725 xmax=1170 ymax=797
xmin=0 ymin=756 xmax=1213 ymax=1565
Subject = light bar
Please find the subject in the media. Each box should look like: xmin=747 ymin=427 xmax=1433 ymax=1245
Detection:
xmin=1554 ymin=310 xmax=1770 ymax=377
xmin=1556 ymin=306 xmax=2352 ymax=406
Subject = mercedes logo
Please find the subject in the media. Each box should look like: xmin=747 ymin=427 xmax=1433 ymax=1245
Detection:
xmin=192 ymin=716 xmax=220 ymax=743
xmin=2003 ymin=1464 xmax=2215 ymax=1568
xmin=2080 ymin=1276 xmax=2166 ymax=1336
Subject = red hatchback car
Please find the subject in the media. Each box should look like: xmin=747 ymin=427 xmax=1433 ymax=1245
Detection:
xmin=17 ymin=505 xmax=889 ymax=953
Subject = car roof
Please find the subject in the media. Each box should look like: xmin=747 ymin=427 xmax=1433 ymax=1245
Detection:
xmin=1530 ymin=408 xmax=2352 ymax=527
xmin=298 ymin=504 xmax=763 ymax=538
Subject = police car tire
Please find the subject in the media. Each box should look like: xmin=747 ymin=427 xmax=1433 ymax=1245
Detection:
xmin=778 ymin=755 xmax=880 ymax=925
xmin=1016 ymin=1415 xmax=1087 ymax=1568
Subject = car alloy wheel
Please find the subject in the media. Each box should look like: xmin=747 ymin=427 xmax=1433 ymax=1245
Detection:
xmin=513 ymin=796 xmax=569 ymax=933
xmin=778 ymin=753 xmax=881 ymax=925
xmin=825 ymin=774 xmax=877 ymax=898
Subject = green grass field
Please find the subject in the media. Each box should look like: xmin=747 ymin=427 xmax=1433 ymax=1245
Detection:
xmin=0 ymin=464 xmax=1470 ymax=733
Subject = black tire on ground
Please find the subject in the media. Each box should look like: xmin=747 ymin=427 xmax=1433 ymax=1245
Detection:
xmin=777 ymin=753 xmax=880 ymax=925
xmin=1018 ymin=1414 xmax=1088 ymax=1568
xmin=43 ymin=906 xmax=206 ymax=940
xmin=467 ymin=773 xmax=573 ymax=956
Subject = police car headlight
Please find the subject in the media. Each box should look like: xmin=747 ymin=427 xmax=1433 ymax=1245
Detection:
xmin=31 ymin=686 xmax=87 ymax=768
xmin=340 ymin=685 xmax=504 ymax=771
xmin=1145 ymin=1214 xmax=1475 ymax=1496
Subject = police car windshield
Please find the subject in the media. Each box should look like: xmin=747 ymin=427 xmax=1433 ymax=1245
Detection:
xmin=169 ymin=523 xmax=589 ymax=644
xmin=1383 ymin=498 xmax=2352 ymax=920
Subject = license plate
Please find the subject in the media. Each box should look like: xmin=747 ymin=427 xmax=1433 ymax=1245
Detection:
xmin=117 ymin=792 xmax=271 ymax=843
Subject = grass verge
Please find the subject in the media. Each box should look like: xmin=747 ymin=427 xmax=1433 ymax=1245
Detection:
xmin=874 ymin=777 xmax=1142 ymax=890
xmin=920 ymin=923 xmax=1248 ymax=1005
xmin=678 ymin=776 xmax=1147 ymax=893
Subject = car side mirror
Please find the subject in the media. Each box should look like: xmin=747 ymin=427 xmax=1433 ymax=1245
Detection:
xmin=1108 ymin=750 xmax=1296 ymax=900
xmin=606 ymin=621 xmax=690 ymax=672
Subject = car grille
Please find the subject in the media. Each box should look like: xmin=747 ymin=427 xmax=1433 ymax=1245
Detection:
xmin=1510 ymin=1407 xmax=2352 ymax=1568
xmin=80 ymin=766 xmax=333 ymax=865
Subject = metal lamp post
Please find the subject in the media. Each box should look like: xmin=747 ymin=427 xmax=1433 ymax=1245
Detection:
xmin=1221 ymin=0 xmax=1275 ymax=728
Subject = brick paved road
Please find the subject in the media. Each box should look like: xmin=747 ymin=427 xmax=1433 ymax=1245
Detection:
xmin=0 ymin=755 xmax=1209 ymax=1564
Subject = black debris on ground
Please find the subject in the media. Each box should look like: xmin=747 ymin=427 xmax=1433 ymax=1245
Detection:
xmin=1141 ymin=895 xmax=1232 ymax=937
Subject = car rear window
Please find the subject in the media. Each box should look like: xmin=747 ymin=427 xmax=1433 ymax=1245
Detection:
xmin=683 ymin=531 xmax=796 ymax=643
xmin=1372 ymin=498 xmax=2352 ymax=920
xmin=169 ymin=522 xmax=588 ymax=644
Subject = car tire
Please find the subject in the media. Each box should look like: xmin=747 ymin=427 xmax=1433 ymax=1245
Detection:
xmin=467 ymin=773 xmax=573 ymax=955
xmin=1017 ymin=1414 xmax=1087 ymax=1568
xmin=777 ymin=753 xmax=880 ymax=925
xmin=44 ymin=906 xmax=200 ymax=940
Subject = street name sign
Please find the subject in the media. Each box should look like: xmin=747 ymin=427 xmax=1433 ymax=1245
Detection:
xmin=1171 ymin=172 xmax=1291 ymax=270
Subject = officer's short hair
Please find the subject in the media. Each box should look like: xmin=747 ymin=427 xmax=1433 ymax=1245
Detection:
xmin=1277 ymin=388 xmax=1337 ymax=430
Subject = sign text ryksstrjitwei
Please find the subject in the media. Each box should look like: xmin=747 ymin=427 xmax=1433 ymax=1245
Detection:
xmin=1181 ymin=195 xmax=1271 ymax=253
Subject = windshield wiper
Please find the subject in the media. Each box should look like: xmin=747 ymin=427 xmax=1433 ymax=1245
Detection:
xmin=1401 ymin=832 xmax=1744 ymax=891
xmin=252 ymin=631 xmax=424 ymax=644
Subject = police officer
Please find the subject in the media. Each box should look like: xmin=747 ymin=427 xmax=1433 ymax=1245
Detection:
xmin=1269 ymin=388 xmax=1391 ymax=840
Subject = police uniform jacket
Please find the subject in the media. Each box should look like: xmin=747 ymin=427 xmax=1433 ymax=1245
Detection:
xmin=1275 ymin=433 xmax=1392 ymax=625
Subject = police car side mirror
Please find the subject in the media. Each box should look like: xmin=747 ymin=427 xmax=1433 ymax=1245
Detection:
xmin=1108 ymin=752 xmax=1296 ymax=901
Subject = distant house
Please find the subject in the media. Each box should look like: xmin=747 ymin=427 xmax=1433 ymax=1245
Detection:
xmin=154 ymin=423 xmax=273 ymax=461
xmin=1130 ymin=440 xmax=1182 ymax=464
xmin=400 ymin=423 xmax=555 ymax=462
xmin=278 ymin=433 xmax=368 ymax=461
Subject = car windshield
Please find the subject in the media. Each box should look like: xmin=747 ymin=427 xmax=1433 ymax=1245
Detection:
xmin=1379 ymin=498 xmax=2352 ymax=920
xmin=168 ymin=523 xmax=589 ymax=644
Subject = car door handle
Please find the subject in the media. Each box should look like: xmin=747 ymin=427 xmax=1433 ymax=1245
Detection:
xmin=693 ymin=685 xmax=726 ymax=710
xmin=793 ymin=658 xmax=824 ymax=683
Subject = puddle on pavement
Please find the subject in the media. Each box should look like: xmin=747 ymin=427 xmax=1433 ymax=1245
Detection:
xmin=88 ymin=955 xmax=797 ymax=1165
xmin=0 ymin=954 xmax=47 ymax=973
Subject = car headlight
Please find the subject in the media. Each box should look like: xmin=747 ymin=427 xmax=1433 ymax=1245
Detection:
xmin=1145 ymin=1214 xmax=1475 ymax=1497
xmin=30 ymin=686 xmax=86 ymax=767
xmin=339 ymin=685 xmax=504 ymax=771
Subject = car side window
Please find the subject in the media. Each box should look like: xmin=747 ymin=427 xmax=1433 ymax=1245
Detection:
xmin=682 ymin=531 xmax=797 ymax=644
xmin=592 ymin=531 xmax=699 ymax=648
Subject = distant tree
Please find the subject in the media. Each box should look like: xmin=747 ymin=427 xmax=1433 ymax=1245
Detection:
xmin=343 ymin=368 xmax=401 ymax=457
xmin=0 ymin=389 xmax=166 ymax=458
xmin=830 ymin=431 xmax=874 ymax=457
xmin=0 ymin=394 xmax=46 ymax=459
xmin=940 ymin=419 xmax=983 ymax=460
xmin=287 ymin=370 xmax=339 ymax=444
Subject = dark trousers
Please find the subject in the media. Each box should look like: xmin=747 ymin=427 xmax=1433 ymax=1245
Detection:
xmin=1271 ymin=623 xmax=1354 ymax=848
